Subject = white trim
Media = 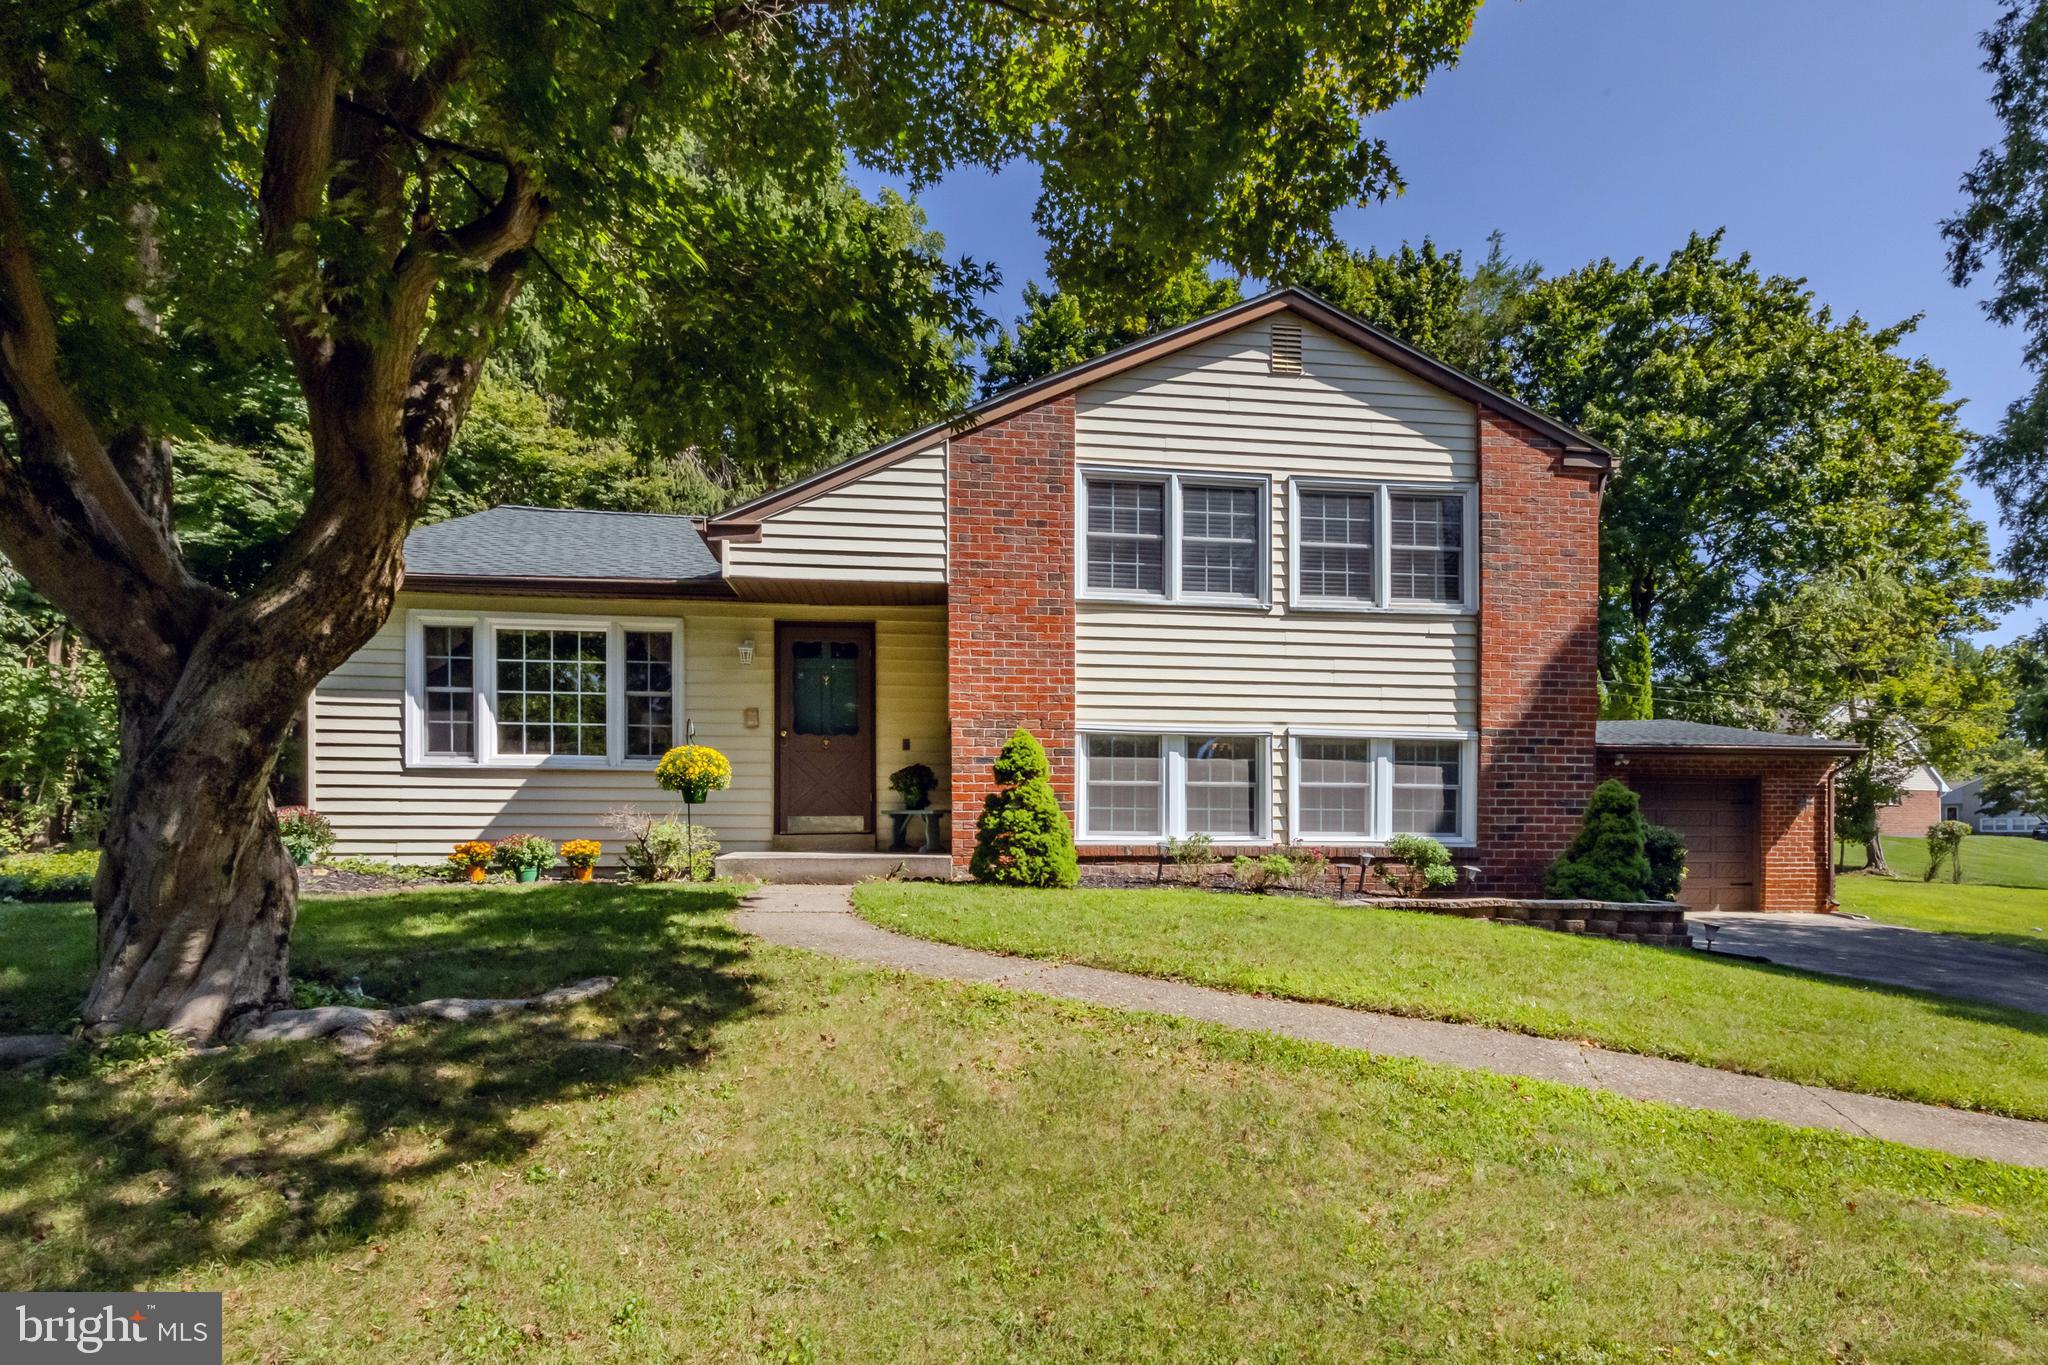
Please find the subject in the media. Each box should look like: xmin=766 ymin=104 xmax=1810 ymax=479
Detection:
xmin=402 ymin=609 xmax=683 ymax=770
xmin=1077 ymin=465 xmax=1273 ymax=609
xmin=1285 ymin=729 xmax=1477 ymax=847
xmin=1077 ymin=730 xmax=1274 ymax=844
xmin=1286 ymin=476 xmax=1478 ymax=615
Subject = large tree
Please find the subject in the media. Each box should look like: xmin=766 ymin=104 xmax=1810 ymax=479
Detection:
xmin=1276 ymin=232 xmax=1537 ymax=373
xmin=0 ymin=0 xmax=1481 ymax=1041
xmin=1945 ymin=0 xmax=2048 ymax=586
xmin=980 ymin=268 xmax=1245 ymax=397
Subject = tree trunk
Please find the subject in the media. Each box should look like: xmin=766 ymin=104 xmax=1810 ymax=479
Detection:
xmin=1864 ymin=834 xmax=1891 ymax=877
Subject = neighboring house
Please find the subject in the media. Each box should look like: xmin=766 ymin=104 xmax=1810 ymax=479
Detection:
xmin=1940 ymin=776 xmax=2047 ymax=836
xmin=306 ymin=288 xmax=1852 ymax=911
xmin=1877 ymin=759 xmax=1951 ymax=837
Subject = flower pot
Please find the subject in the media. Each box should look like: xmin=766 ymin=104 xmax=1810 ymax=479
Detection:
xmin=289 ymin=849 xmax=311 ymax=868
xmin=516 ymin=866 xmax=540 ymax=884
xmin=575 ymin=865 xmax=594 ymax=883
xmin=468 ymin=865 xmax=488 ymax=883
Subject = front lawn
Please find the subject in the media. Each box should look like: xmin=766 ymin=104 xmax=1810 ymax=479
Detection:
xmin=4 ymin=887 xmax=2047 ymax=1358
xmin=854 ymin=882 xmax=2048 ymax=1120
xmin=1839 ymin=833 xmax=2048 ymax=888
xmin=1835 ymin=875 xmax=2048 ymax=956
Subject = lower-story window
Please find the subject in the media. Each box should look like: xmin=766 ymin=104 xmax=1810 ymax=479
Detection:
xmin=1290 ymin=733 xmax=1474 ymax=844
xmin=1081 ymin=732 xmax=1269 ymax=842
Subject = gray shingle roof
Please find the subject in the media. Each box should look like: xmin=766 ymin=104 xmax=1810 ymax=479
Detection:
xmin=403 ymin=506 xmax=722 ymax=583
xmin=1595 ymin=720 xmax=1860 ymax=752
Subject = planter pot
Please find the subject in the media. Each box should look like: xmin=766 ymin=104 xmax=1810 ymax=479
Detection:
xmin=574 ymin=866 xmax=594 ymax=883
xmin=468 ymin=865 xmax=488 ymax=883
xmin=289 ymin=849 xmax=312 ymax=868
xmin=516 ymin=867 xmax=540 ymax=884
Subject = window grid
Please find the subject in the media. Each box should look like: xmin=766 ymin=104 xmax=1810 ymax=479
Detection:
xmin=495 ymin=628 xmax=608 ymax=757
xmin=1084 ymin=735 xmax=1163 ymax=836
xmin=1179 ymin=485 xmax=1262 ymax=599
xmin=1295 ymin=737 xmax=1372 ymax=837
xmin=1296 ymin=489 xmax=1376 ymax=603
xmin=1388 ymin=492 xmax=1464 ymax=605
xmin=1084 ymin=480 xmax=1166 ymax=596
xmin=422 ymin=625 xmax=475 ymax=757
xmin=1183 ymin=734 xmax=1261 ymax=837
xmin=622 ymin=630 xmax=675 ymax=760
xmin=1390 ymin=740 xmax=1462 ymax=836
xmin=1082 ymin=472 xmax=1267 ymax=605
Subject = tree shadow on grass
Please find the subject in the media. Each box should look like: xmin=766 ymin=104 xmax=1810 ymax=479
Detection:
xmin=0 ymin=884 xmax=762 ymax=1291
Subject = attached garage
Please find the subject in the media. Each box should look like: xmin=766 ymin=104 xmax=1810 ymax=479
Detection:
xmin=1594 ymin=721 xmax=1859 ymax=915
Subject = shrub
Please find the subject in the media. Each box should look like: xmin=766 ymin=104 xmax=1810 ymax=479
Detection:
xmin=1165 ymin=834 xmax=1216 ymax=867
xmin=889 ymin=762 xmax=939 ymax=808
xmin=1545 ymin=780 xmax=1652 ymax=901
xmin=1643 ymin=823 xmax=1688 ymax=901
xmin=560 ymin=838 xmax=604 ymax=871
xmin=1374 ymin=834 xmax=1458 ymax=897
xmin=656 ymin=745 xmax=733 ymax=803
xmin=0 ymin=848 xmax=100 ymax=900
xmin=1231 ymin=844 xmax=1329 ymax=892
xmin=276 ymin=806 xmax=335 ymax=864
xmin=322 ymin=856 xmax=447 ymax=883
xmin=970 ymin=729 xmax=1078 ymax=888
xmin=448 ymin=840 xmax=495 ymax=874
xmin=490 ymin=834 xmax=558 ymax=874
xmin=605 ymin=807 xmax=719 ymax=882
xmin=1924 ymin=819 xmax=1972 ymax=885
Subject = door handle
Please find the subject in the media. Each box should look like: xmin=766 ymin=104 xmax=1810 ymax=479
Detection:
xmin=779 ymin=729 xmax=788 ymax=738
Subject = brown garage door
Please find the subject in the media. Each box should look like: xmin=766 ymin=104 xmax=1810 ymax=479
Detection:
xmin=1633 ymin=778 xmax=1758 ymax=914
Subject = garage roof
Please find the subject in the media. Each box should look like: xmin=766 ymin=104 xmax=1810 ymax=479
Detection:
xmin=401 ymin=505 xmax=732 ymax=596
xmin=1595 ymin=720 xmax=1861 ymax=754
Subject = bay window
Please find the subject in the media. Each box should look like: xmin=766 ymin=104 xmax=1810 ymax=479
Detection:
xmin=1290 ymin=480 xmax=1474 ymax=611
xmin=405 ymin=611 xmax=682 ymax=768
xmin=1289 ymin=733 xmax=1474 ymax=844
xmin=1080 ymin=732 xmax=1270 ymax=841
xmin=1081 ymin=470 xmax=1270 ymax=606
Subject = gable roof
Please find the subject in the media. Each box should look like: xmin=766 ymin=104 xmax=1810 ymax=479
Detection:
xmin=706 ymin=286 xmax=1612 ymax=536
xmin=402 ymin=505 xmax=730 ymax=596
xmin=1595 ymin=720 xmax=1861 ymax=754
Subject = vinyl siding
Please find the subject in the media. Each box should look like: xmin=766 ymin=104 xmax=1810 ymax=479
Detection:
xmin=724 ymin=445 xmax=946 ymax=582
xmin=1073 ymin=316 xmax=1478 ymax=841
xmin=311 ymin=592 xmax=948 ymax=861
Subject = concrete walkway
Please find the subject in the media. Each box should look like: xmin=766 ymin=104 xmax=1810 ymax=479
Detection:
xmin=1690 ymin=911 xmax=2048 ymax=1015
xmin=736 ymin=884 xmax=2048 ymax=1169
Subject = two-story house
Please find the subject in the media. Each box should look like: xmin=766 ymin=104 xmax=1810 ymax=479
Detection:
xmin=306 ymin=289 xmax=1853 ymax=911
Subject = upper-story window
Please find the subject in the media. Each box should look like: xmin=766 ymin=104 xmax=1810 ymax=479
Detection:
xmin=1081 ymin=470 xmax=1270 ymax=607
xmin=1290 ymin=480 xmax=1474 ymax=612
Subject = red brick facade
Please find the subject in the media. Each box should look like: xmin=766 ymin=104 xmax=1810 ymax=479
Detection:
xmin=946 ymin=395 xmax=1078 ymax=863
xmin=1474 ymin=409 xmax=1605 ymax=895
xmin=1596 ymin=749 xmax=1842 ymax=913
xmin=1876 ymin=787 xmax=1942 ymax=837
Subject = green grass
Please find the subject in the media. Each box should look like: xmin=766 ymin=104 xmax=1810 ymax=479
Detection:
xmin=1835 ymin=874 xmax=2048 ymax=957
xmin=1839 ymin=833 xmax=2048 ymax=888
xmin=853 ymin=882 xmax=2048 ymax=1121
xmin=4 ymin=886 xmax=2047 ymax=1358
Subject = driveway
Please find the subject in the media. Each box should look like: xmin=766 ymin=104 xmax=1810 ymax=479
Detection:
xmin=1690 ymin=911 xmax=2048 ymax=1015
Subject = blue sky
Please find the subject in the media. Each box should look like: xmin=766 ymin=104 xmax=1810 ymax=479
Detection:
xmin=855 ymin=0 xmax=2042 ymax=644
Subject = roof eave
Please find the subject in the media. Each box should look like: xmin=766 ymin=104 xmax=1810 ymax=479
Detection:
xmin=401 ymin=572 xmax=738 ymax=601
xmin=1596 ymin=740 xmax=1864 ymax=756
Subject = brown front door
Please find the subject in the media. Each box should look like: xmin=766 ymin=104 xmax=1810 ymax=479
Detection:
xmin=1635 ymin=778 xmax=1760 ymax=914
xmin=775 ymin=623 xmax=876 ymax=836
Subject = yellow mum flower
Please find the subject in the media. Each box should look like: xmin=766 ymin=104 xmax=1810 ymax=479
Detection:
xmin=657 ymin=745 xmax=733 ymax=801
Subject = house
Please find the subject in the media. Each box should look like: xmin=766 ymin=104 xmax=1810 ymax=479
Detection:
xmin=1940 ymin=775 xmax=2046 ymax=836
xmin=305 ymin=288 xmax=1852 ymax=911
xmin=1876 ymin=758 xmax=1952 ymax=837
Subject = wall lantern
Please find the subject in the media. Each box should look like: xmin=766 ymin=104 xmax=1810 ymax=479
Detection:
xmin=737 ymin=638 xmax=755 ymax=666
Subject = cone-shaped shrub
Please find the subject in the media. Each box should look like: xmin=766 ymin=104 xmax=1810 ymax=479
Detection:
xmin=1545 ymin=779 xmax=1652 ymax=901
xmin=970 ymin=728 xmax=1079 ymax=888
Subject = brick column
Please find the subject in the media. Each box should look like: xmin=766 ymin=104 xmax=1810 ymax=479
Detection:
xmin=1475 ymin=408 xmax=1604 ymax=895
xmin=946 ymin=395 xmax=1078 ymax=866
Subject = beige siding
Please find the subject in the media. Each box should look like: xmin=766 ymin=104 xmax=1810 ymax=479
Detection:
xmin=1074 ymin=315 xmax=1477 ymax=841
xmin=725 ymin=445 xmax=946 ymax=582
xmin=311 ymin=592 xmax=948 ymax=861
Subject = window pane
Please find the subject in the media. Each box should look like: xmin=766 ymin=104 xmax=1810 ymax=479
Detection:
xmin=792 ymin=640 xmax=860 ymax=736
xmin=1085 ymin=480 xmax=1166 ymax=595
xmin=1085 ymin=734 xmax=1161 ymax=836
xmin=494 ymin=628 xmax=607 ymax=757
xmin=1388 ymin=493 xmax=1464 ymax=604
xmin=1180 ymin=485 xmax=1261 ymax=599
xmin=1391 ymin=740 xmax=1461 ymax=836
xmin=421 ymin=625 xmax=476 ymax=757
xmin=1297 ymin=737 xmax=1372 ymax=837
xmin=1297 ymin=490 xmax=1376 ymax=602
xmin=1184 ymin=735 xmax=1260 ymax=837
xmin=623 ymin=629 xmax=676 ymax=758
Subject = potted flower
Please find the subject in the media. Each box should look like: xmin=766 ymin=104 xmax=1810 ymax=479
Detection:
xmin=490 ymin=834 xmax=558 ymax=884
xmin=277 ymin=806 xmax=335 ymax=868
xmin=657 ymin=744 xmax=733 ymax=856
xmin=561 ymin=839 xmax=603 ymax=883
xmin=889 ymin=762 xmax=939 ymax=810
xmin=449 ymin=840 xmax=495 ymax=883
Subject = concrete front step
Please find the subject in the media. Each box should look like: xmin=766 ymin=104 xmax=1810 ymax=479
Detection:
xmin=716 ymin=851 xmax=955 ymax=885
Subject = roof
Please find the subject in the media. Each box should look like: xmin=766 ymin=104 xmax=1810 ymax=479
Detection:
xmin=707 ymin=286 xmax=1614 ymax=535
xmin=402 ymin=506 xmax=729 ymax=595
xmin=1595 ymin=720 xmax=1862 ymax=754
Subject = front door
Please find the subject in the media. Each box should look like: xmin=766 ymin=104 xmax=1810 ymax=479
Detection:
xmin=775 ymin=622 xmax=876 ymax=836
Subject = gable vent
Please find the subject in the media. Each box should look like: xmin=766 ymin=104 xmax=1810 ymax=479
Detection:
xmin=1269 ymin=319 xmax=1303 ymax=375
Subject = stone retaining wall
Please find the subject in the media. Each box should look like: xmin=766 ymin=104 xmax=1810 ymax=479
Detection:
xmin=1354 ymin=896 xmax=1692 ymax=948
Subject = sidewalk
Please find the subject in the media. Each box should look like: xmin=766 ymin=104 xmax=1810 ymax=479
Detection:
xmin=736 ymin=884 xmax=2048 ymax=1169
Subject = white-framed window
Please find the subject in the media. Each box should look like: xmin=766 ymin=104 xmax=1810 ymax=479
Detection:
xmin=1079 ymin=731 xmax=1271 ymax=842
xmin=1288 ymin=479 xmax=1476 ymax=612
xmin=403 ymin=610 xmax=682 ymax=769
xmin=1079 ymin=468 xmax=1271 ymax=607
xmin=1287 ymin=732 xmax=1477 ymax=845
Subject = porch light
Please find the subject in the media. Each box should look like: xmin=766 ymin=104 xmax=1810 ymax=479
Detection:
xmin=738 ymin=638 xmax=755 ymax=666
